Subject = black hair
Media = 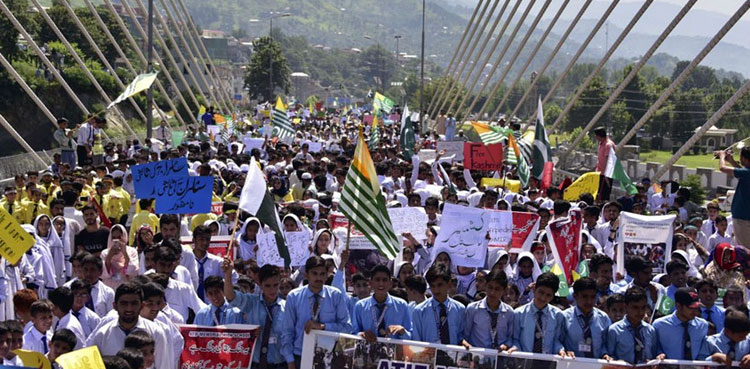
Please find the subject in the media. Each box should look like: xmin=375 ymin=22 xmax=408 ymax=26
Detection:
xmin=694 ymin=279 xmax=718 ymax=293
xmin=589 ymin=254 xmax=614 ymax=275
xmin=452 ymin=294 xmax=471 ymax=307
xmin=425 ymin=197 xmax=439 ymax=208
xmin=204 ymin=276 xmax=224 ymax=291
xmin=624 ymin=286 xmax=647 ymax=304
xmin=48 ymin=287 xmax=74 ymax=312
xmin=102 ymin=355 xmax=132 ymax=369
xmin=593 ymin=127 xmax=607 ymax=137
xmin=114 ymin=282 xmax=143 ymax=303
xmin=138 ymin=198 xmax=153 ymax=209
xmin=30 ymin=300 xmax=52 ymax=317
xmin=160 ymin=237 xmax=182 ymax=256
xmin=553 ymin=200 xmax=571 ymax=216
xmin=352 ymin=273 xmax=368 ymax=285
xmin=666 ymin=260 xmax=688 ymax=275
xmin=154 ymin=246 xmax=178 ymax=263
xmin=535 ymin=272 xmax=559 ymax=293
xmin=193 ymin=225 xmax=212 ymax=238
xmin=258 ymin=264 xmax=281 ymax=283
xmin=573 ymin=277 xmax=597 ymax=295
xmin=485 ymin=270 xmax=508 ymax=288
xmin=81 ymin=253 xmax=104 ymax=271
xmin=0 ymin=322 xmax=8 ymax=337
xmin=305 ymin=255 xmax=327 ymax=271
xmin=124 ymin=329 xmax=154 ymax=349
xmin=116 ymin=348 xmax=144 ymax=369
xmin=724 ymin=308 xmax=750 ymax=333
xmin=425 ymin=263 xmax=451 ymax=285
xmin=369 ymin=265 xmax=391 ymax=279
xmin=3 ymin=320 xmax=23 ymax=334
xmin=51 ymin=329 xmax=77 ymax=351
xmin=159 ymin=213 xmax=180 ymax=227
xmin=141 ymin=282 xmax=165 ymax=301
xmin=583 ymin=205 xmax=600 ymax=218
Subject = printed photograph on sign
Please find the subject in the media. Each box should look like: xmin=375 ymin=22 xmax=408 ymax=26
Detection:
xmin=625 ymin=242 xmax=667 ymax=275
xmin=353 ymin=340 xmax=396 ymax=369
xmin=435 ymin=348 xmax=496 ymax=369
xmin=311 ymin=335 xmax=356 ymax=369
xmin=496 ymin=356 xmax=558 ymax=369
xmin=394 ymin=344 xmax=436 ymax=369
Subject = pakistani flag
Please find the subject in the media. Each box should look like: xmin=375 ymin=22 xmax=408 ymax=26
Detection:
xmin=604 ymin=146 xmax=637 ymax=195
xmin=340 ymin=130 xmax=400 ymax=259
xmin=509 ymin=134 xmax=530 ymax=187
xmin=656 ymin=294 xmax=675 ymax=316
xmin=272 ymin=97 xmax=294 ymax=142
xmin=531 ymin=96 xmax=553 ymax=186
xmin=550 ymin=263 xmax=570 ymax=297
xmin=107 ymin=72 xmax=158 ymax=109
xmin=239 ymin=158 xmax=290 ymax=266
xmin=400 ymin=105 xmax=416 ymax=160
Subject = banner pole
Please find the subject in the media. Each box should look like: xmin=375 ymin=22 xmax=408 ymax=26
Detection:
xmin=225 ymin=219 xmax=240 ymax=260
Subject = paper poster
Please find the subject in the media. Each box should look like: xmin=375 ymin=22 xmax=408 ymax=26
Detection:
xmin=243 ymin=137 xmax=265 ymax=153
xmin=206 ymin=124 xmax=222 ymax=138
xmin=132 ymin=157 xmax=189 ymax=198
xmin=178 ymin=324 xmax=258 ymax=369
xmin=54 ymin=346 xmax=104 ymax=369
xmin=307 ymin=141 xmax=324 ymax=153
xmin=153 ymin=176 xmax=213 ymax=214
xmin=417 ymin=149 xmax=437 ymax=163
xmin=285 ymin=231 xmax=311 ymax=267
xmin=257 ymin=232 xmax=284 ymax=267
xmin=481 ymin=178 xmax=521 ymax=193
xmin=432 ymin=203 xmax=489 ymax=268
xmin=563 ymin=172 xmax=601 ymax=202
xmin=262 ymin=124 xmax=273 ymax=138
xmin=463 ymin=142 xmax=503 ymax=171
xmin=437 ymin=141 xmax=464 ymax=161
xmin=617 ymin=212 xmax=676 ymax=276
xmin=0 ymin=208 xmax=36 ymax=264
xmin=488 ymin=210 xmax=513 ymax=247
xmin=388 ymin=207 xmax=428 ymax=240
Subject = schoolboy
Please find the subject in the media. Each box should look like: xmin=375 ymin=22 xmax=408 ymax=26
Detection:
xmin=607 ymin=287 xmax=664 ymax=363
xmin=412 ymin=263 xmax=465 ymax=345
xmin=562 ymin=277 xmax=612 ymax=359
xmin=194 ymin=276 xmax=243 ymax=326
xmin=707 ymin=307 xmax=750 ymax=366
xmin=22 ymin=300 xmax=54 ymax=354
xmin=352 ymin=265 xmax=412 ymax=341
xmin=47 ymin=328 xmax=76 ymax=363
xmin=463 ymin=270 xmax=513 ymax=350
xmin=652 ymin=287 xmax=710 ymax=360
xmin=696 ymin=279 xmax=725 ymax=334
xmin=510 ymin=272 xmax=566 ymax=355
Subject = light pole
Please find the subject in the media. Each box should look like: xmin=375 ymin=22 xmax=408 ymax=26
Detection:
xmin=394 ymin=34 xmax=402 ymax=64
xmin=146 ymin=0 xmax=153 ymax=138
xmin=419 ymin=0 xmax=426 ymax=131
xmin=268 ymin=12 xmax=290 ymax=101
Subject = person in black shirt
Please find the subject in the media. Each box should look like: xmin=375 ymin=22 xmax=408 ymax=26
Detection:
xmin=74 ymin=204 xmax=109 ymax=256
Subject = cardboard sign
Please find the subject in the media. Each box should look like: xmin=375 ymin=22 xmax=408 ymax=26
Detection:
xmin=178 ymin=324 xmax=258 ymax=369
xmin=285 ymin=231 xmax=311 ymax=267
xmin=55 ymin=346 xmax=104 ymax=369
xmin=0 ymin=208 xmax=36 ymax=264
xmin=132 ymin=158 xmax=189 ymax=198
xmin=417 ymin=149 xmax=437 ymax=163
xmin=463 ymin=142 xmax=503 ymax=170
xmin=437 ymin=141 xmax=465 ymax=161
xmin=243 ymin=137 xmax=265 ymax=153
xmin=153 ymin=176 xmax=213 ymax=214
xmin=432 ymin=203 xmax=489 ymax=268
xmin=388 ymin=207 xmax=428 ymax=240
xmin=171 ymin=130 xmax=185 ymax=146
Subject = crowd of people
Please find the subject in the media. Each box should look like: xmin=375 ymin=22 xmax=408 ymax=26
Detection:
xmin=0 ymin=103 xmax=749 ymax=369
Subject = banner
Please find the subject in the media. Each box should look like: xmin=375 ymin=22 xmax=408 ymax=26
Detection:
xmin=301 ymin=329 xmax=728 ymax=369
xmin=107 ymin=72 xmax=158 ymax=109
xmin=513 ymin=212 xmax=541 ymax=252
xmin=437 ymin=141 xmax=464 ymax=161
xmin=257 ymin=231 xmax=284 ymax=267
xmin=464 ymin=142 xmax=503 ymax=171
xmin=0 ymin=208 xmax=36 ymax=265
xmin=481 ymin=178 xmax=521 ymax=193
xmin=180 ymin=235 xmax=235 ymax=258
xmin=432 ymin=203 xmax=489 ymax=268
xmin=132 ymin=157 xmax=189 ymax=198
xmin=563 ymin=172 xmax=600 ymax=202
xmin=55 ymin=346 xmax=105 ymax=369
xmin=153 ymin=176 xmax=213 ymax=214
xmin=616 ymin=212 xmax=676 ymax=276
xmin=178 ymin=324 xmax=258 ymax=369
xmin=488 ymin=210 xmax=512 ymax=247
xmin=243 ymin=137 xmax=265 ymax=153
xmin=417 ymin=149 xmax=437 ymax=163
xmin=546 ymin=210 xmax=582 ymax=284
xmin=285 ymin=231 xmax=312 ymax=267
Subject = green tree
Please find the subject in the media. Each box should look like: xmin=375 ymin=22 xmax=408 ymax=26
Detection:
xmin=0 ymin=0 xmax=35 ymax=61
xmin=244 ymin=36 xmax=291 ymax=101
xmin=565 ymin=76 xmax=608 ymax=132
xmin=360 ymin=44 xmax=395 ymax=91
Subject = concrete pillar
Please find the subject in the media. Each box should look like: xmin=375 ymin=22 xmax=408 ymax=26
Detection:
xmin=669 ymin=165 xmax=686 ymax=182
xmin=696 ymin=167 xmax=713 ymax=188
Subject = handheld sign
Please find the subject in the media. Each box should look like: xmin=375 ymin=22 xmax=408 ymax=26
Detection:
xmin=132 ymin=158 xmax=189 ymax=198
xmin=464 ymin=142 xmax=503 ymax=171
xmin=153 ymin=176 xmax=213 ymax=214
xmin=54 ymin=346 xmax=104 ymax=369
xmin=0 ymin=208 xmax=36 ymax=265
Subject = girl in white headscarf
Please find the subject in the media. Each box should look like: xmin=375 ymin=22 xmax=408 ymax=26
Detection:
xmin=236 ymin=217 xmax=264 ymax=263
xmin=203 ymin=219 xmax=228 ymax=236
xmin=283 ymin=213 xmax=313 ymax=240
xmin=100 ymin=224 xmax=139 ymax=289
xmin=512 ymin=251 xmax=543 ymax=306
xmin=309 ymin=229 xmax=335 ymax=256
xmin=672 ymin=249 xmax=700 ymax=278
xmin=487 ymin=248 xmax=514 ymax=277
xmin=35 ymin=214 xmax=66 ymax=286
xmin=21 ymin=224 xmax=57 ymax=299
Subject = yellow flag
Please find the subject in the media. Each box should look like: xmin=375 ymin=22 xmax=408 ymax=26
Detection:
xmin=563 ymin=172 xmax=601 ymax=201
xmin=276 ymin=97 xmax=286 ymax=112
xmin=198 ymin=105 xmax=206 ymax=115
xmin=372 ymin=113 xmax=378 ymax=128
xmin=55 ymin=346 xmax=106 ymax=369
xmin=480 ymin=177 xmax=521 ymax=193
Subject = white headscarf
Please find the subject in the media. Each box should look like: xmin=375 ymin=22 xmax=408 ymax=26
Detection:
xmin=34 ymin=214 xmax=65 ymax=285
xmin=514 ymin=251 xmax=543 ymax=281
xmin=21 ymin=224 xmax=58 ymax=297
xmin=203 ymin=219 xmax=228 ymax=236
xmin=283 ymin=213 xmax=312 ymax=240
xmin=309 ymin=228 xmax=335 ymax=256
xmin=236 ymin=217 xmax=265 ymax=261
xmin=672 ymin=249 xmax=700 ymax=278
xmin=486 ymin=248 xmax=513 ymax=276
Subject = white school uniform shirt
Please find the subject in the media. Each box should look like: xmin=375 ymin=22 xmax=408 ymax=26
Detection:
xmin=144 ymin=265 xmax=193 ymax=288
xmin=71 ymin=306 xmax=101 ymax=336
xmin=90 ymin=280 xmax=115 ymax=317
xmin=54 ymin=312 xmax=85 ymax=349
xmin=155 ymin=314 xmax=184 ymax=368
xmin=22 ymin=327 xmax=52 ymax=354
xmin=195 ymin=253 xmax=239 ymax=302
xmin=708 ymin=232 xmax=734 ymax=252
xmin=161 ymin=303 xmax=185 ymax=325
xmin=85 ymin=317 xmax=173 ymax=369
xmin=165 ymin=278 xmax=207 ymax=322
xmin=3 ymin=357 xmax=24 ymax=366
xmin=180 ymin=246 xmax=200 ymax=289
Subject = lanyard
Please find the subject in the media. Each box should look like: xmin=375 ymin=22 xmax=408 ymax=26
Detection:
xmin=632 ymin=325 xmax=644 ymax=351
xmin=487 ymin=308 xmax=499 ymax=346
xmin=371 ymin=303 xmax=388 ymax=336
xmin=264 ymin=302 xmax=276 ymax=321
xmin=311 ymin=294 xmax=322 ymax=321
xmin=577 ymin=313 xmax=591 ymax=340
xmin=213 ymin=307 xmax=223 ymax=326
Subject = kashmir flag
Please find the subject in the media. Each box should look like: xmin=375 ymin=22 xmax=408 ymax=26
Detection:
xmin=604 ymin=146 xmax=637 ymax=195
xmin=273 ymin=97 xmax=295 ymax=141
xmin=239 ymin=158 xmax=290 ymax=266
xmin=546 ymin=209 xmax=582 ymax=285
xmin=222 ymin=118 xmax=235 ymax=142
xmin=471 ymin=122 xmax=504 ymax=144
xmin=400 ymin=105 xmax=416 ymax=160
xmin=107 ymin=72 xmax=158 ymax=109
xmin=508 ymin=134 xmax=530 ymax=187
xmin=340 ymin=130 xmax=400 ymax=259
xmin=531 ymin=96 xmax=553 ymax=188
xmin=369 ymin=113 xmax=380 ymax=148
xmin=373 ymin=92 xmax=395 ymax=113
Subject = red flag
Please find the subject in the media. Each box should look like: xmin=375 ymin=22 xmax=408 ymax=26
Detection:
xmin=88 ymin=196 xmax=112 ymax=228
xmin=546 ymin=209 xmax=582 ymax=283
xmin=558 ymin=177 xmax=572 ymax=192
xmin=540 ymin=162 xmax=554 ymax=190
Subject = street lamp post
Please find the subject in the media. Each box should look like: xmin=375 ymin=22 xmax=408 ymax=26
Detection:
xmin=394 ymin=35 xmax=402 ymax=64
xmin=146 ymin=0 xmax=153 ymax=138
xmin=268 ymin=12 xmax=290 ymax=101
xmin=419 ymin=0 xmax=426 ymax=131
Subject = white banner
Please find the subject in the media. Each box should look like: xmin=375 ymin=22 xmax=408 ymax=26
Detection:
xmin=432 ymin=203 xmax=489 ymax=268
xmin=488 ymin=210 xmax=513 ymax=247
xmin=388 ymin=207 xmax=428 ymax=241
xmin=437 ymin=141 xmax=464 ymax=161
xmin=616 ymin=212 xmax=676 ymax=276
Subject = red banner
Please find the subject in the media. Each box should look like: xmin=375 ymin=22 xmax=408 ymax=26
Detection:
xmin=546 ymin=210 xmax=582 ymax=283
xmin=180 ymin=235 xmax=235 ymax=258
xmin=512 ymin=212 xmax=541 ymax=251
xmin=463 ymin=142 xmax=503 ymax=171
xmin=178 ymin=324 xmax=258 ymax=369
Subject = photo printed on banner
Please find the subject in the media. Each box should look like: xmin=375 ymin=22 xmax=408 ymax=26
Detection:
xmin=395 ymin=344 xmax=436 ymax=369
xmin=496 ymin=356 xmax=558 ymax=369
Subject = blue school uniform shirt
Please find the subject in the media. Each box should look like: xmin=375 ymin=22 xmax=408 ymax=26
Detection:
xmin=652 ymin=312 xmax=710 ymax=360
xmin=352 ymin=294 xmax=412 ymax=340
xmin=411 ymin=297 xmax=465 ymax=345
xmin=193 ymin=301 xmax=244 ymax=326
xmin=561 ymin=306 xmax=611 ymax=358
xmin=606 ymin=317 xmax=658 ymax=364
xmin=702 ymin=305 xmax=725 ymax=333
xmin=280 ymin=285 xmax=352 ymax=362
xmin=463 ymin=297 xmax=513 ymax=349
xmin=228 ymin=292 xmax=286 ymax=364
xmin=511 ymin=303 xmax=565 ymax=354
xmin=664 ymin=285 xmax=680 ymax=313
xmin=707 ymin=331 xmax=750 ymax=359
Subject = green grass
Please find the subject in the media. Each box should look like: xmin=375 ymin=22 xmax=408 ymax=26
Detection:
xmin=639 ymin=150 xmax=718 ymax=169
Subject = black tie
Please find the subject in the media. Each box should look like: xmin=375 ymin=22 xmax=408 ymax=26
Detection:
xmin=712 ymin=222 xmax=716 ymax=234
xmin=197 ymin=258 xmax=206 ymax=300
xmin=85 ymin=298 xmax=94 ymax=312
xmin=312 ymin=294 xmax=321 ymax=323
xmin=683 ymin=321 xmax=692 ymax=360
xmin=582 ymin=314 xmax=593 ymax=358
xmin=533 ymin=310 xmax=544 ymax=353
xmin=489 ymin=311 xmax=499 ymax=347
xmin=376 ymin=303 xmax=387 ymax=337
xmin=259 ymin=303 xmax=274 ymax=369
xmin=41 ymin=335 xmax=48 ymax=354
xmin=706 ymin=309 xmax=713 ymax=324
xmin=72 ymin=310 xmax=80 ymax=319
xmin=634 ymin=324 xmax=643 ymax=363
xmin=8 ymin=204 xmax=12 ymax=215
xmin=728 ymin=341 xmax=737 ymax=361
xmin=439 ymin=303 xmax=450 ymax=344
xmin=214 ymin=306 xmax=222 ymax=325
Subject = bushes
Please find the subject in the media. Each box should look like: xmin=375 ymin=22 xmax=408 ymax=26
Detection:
xmin=680 ymin=174 xmax=707 ymax=205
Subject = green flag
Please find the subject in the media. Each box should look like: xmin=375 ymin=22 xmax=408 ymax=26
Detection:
xmin=656 ymin=295 xmax=675 ymax=316
xmin=604 ymin=146 xmax=638 ymax=195
xmin=400 ymin=105 xmax=415 ymax=160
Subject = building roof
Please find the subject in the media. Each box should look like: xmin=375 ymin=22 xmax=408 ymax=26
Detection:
xmin=695 ymin=126 xmax=738 ymax=136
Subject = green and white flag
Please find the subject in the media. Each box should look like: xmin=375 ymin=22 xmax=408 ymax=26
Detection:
xmin=273 ymin=97 xmax=294 ymax=142
xmin=604 ymin=146 xmax=638 ymax=195
xmin=400 ymin=105 xmax=416 ymax=160
xmin=107 ymin=72 xmax=158 ymax=109
xmin=531 ymin=96 xmax=553 ymax=180
xmin=656 ymin=294 xmax=675 ymax=316
xmin=373 ymin=92 xmax=395 ymax=113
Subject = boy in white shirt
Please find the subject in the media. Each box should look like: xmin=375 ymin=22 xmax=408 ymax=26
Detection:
xmin=47 ymin=287 xmax=85 ymax=349
xmin=22 ymin=300 xmax=53 ymax=355
xmin=708 ymin=215 xmax=734 ymax=252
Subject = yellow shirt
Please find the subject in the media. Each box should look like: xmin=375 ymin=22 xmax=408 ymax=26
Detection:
xmin=190 ymin=213 xmax=218 ymax=231
xmin=0 ymin=199 xmax=27 ymax=224
xmin=22 ymin=200 xmax=49 ymax=224
xmin=129 ymin=210 xmax=160 ymax=245
xmin=112 ymin=187 xmax=132 ymax=217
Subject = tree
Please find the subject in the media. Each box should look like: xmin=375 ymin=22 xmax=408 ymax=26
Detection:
xmin=673 ymin=61 xmax=718 ymax=91
xmin=244 ymin=36 xmax=291 ymax=101
xmin=359 ymin=44 xmax=395 ymax=91
xmin=0 ymin=0 xmax=35 ymax=61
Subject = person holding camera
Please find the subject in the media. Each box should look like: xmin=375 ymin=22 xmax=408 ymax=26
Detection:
xmin=717 ymin=147 xmax=750 ymax=247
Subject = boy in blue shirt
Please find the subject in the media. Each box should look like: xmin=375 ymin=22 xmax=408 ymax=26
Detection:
xmin=462 ymin=269 xmax=513 ymax=351
xmin=412 ymin=263 xmax=466 ymax=345
xmin=707 ymin=307 xmax=750 ymax=366
xmin=193 ymin=276 xmax=243 ymax=326
xmin=280 ymin=255 xmax=351 ymax=369
xmin=607 ymin=286 xmax=664 ymax=364
xmin=562 ymin=277 xmax=612 ymax=359
xmin=653 ymin=287 xmax=710 ymax=360
xmin=223 ymin=261 xmax=287 ymax=368
xmin=352 ymin=265 xmax=412 ymax=341
xmin=664 ymin=260 xmax=689 ymax=313
xmin=696 ymin=279 xmax=724 ymax=335
xmin=510 ymin=272 xmax=566 ymax=355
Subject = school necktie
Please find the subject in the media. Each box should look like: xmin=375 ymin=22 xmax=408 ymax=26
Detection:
xmin=728 ymin=341 xmax=737 ymax=361
xmin=7 ymin=203 xmax=12 ymax=215
xmin=214 ymin=306 xmax=222 ymax=325
xmin=634 ymin=325 xmax=643 ymax=363
xmin=439 ymin=303 xmax=450 ymax=344
xmin=32 ymin=203 xmax=38 ymax=219
xmin=197 ymin=258 xmax=206 ymax=300
xmin=488 ymin=311 xmax=499 ymax=347
xmin=582 ymin=313 xmax=593 ymax=358
xmin=533 ymin=310 xmax=543 ymax=353
xmin=259 ymin=302 xmax=275 ymax=369
xmin=85 ymin=297 xmax=94 ymax=312
xmin=41 ymin=335 xmax=48 ymax=354
xmin=312 ymin=293 xmax=321 ymax=323
xmin=72 ymin=310 xmax=80 ymax=319
xmin=705 ymin=309 xmax=713 ymax=324
xmin=376 ymin=303 xmax=387 ymax=337
xmin=683 ymin=321 xmax=692 ymax=360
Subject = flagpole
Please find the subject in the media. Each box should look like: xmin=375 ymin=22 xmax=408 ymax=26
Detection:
xmin=346 ymin=221 xmax=352 ymax=252
xmin=419 ymin=0 xmax=426 ymax=133
xmin=225 ymin=219 xmax=240 ymax=260
xmin=146 ymin=0 xmax=153 ymax=139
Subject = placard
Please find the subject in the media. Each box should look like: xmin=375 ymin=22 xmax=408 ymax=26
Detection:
xmin=171 ymin=130 xmax=185 ymax=146
xmin=417 ymin=149 xmax=437 ymax=163
xmin=153 ymin=176 xmax=213 ymax=214
xmin=285 ymin=231 xmax=312 ymax=267
xmin=178 ymin=324 xmax=257 ymax=369
xmin=243 ymin=137 xmax=265 ymax=153
xmin=257 ymin=232 xmax=284 ymax=267
xmin=464 ymin=142 xmax=503 ymax=171
xmin=437 ymin=140 xmax=465 ymax=161
xmin=132 ymin=157 xmax=189 ymax=198
xmin=307 ymin=141 xmax=323 ymax=153
xmin=180 ymin=235 xmax=235 ymax=258
xmin=488 ymin=210 xmax=513 ymax=247
xmin=54 ymin=346 xmax=104 ymax=369
xmin=388 ymin=207 xmax=428 ymax=240
xmin=0 ymin=208 xmax=36 ymax=265
xmin=616 ymin=212 xmax=676 ymax=276
xmin=432 ymin=203 xmax=489 ymax=268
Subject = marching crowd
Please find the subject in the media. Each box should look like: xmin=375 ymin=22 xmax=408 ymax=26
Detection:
xmin=0 ymin=104 xmax=749 ymax=369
